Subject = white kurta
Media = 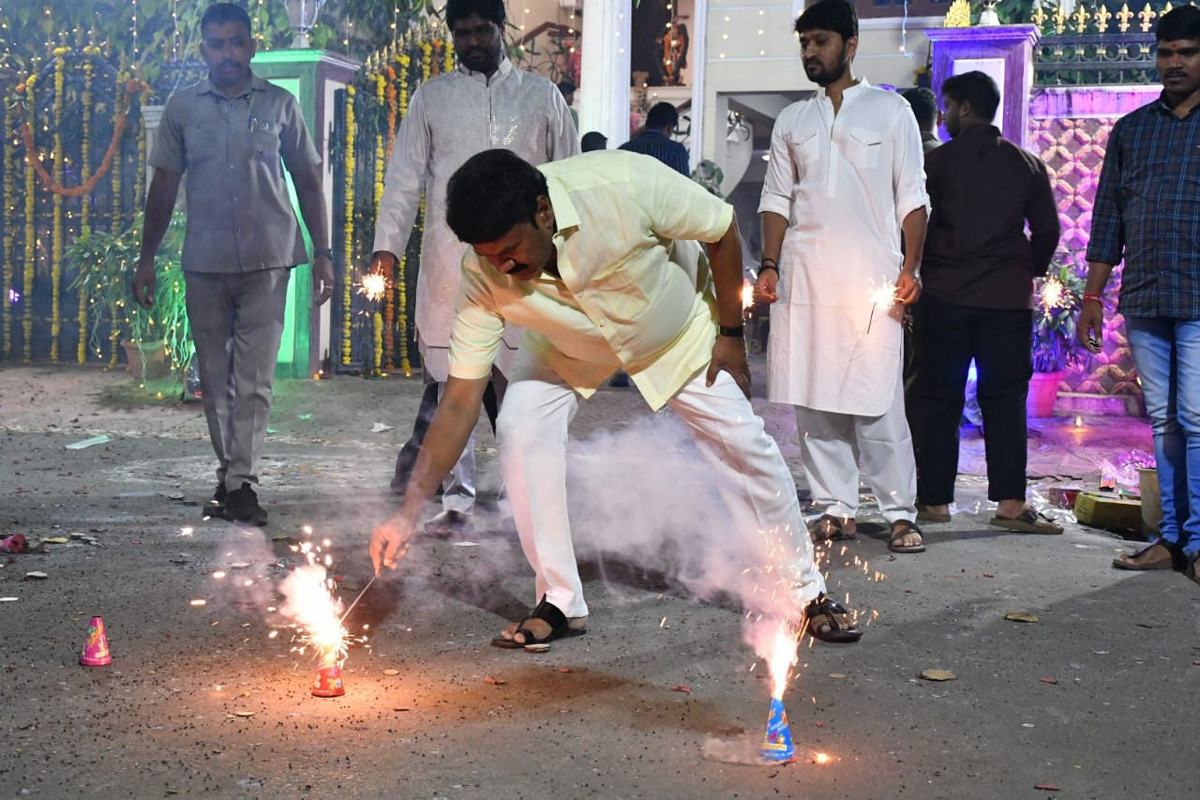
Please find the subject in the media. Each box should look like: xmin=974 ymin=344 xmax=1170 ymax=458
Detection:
xmin=759 ymin=79 xmax=928 ymax=417
xmin=373 ymin=59 xmax=579 ymax=379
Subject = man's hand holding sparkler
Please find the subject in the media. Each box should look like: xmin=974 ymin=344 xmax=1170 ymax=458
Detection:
xmin=894 ymin=268 xmax=921 ymax=305
xmin=370 ymin=513 xmax=417 ymax=575
xmin=753 ymin=262 xmax=779 ymax=305
xmin=367 ymin=374 xmax=491 ymax=575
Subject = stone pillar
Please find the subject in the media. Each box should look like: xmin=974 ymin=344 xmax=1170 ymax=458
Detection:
xmin=925 ymin=25 xmax=1039 ymax=149
xmin=580 ymin=0 xmax=632 ymax=146
xmin=140 ymin=105 xmax=165 ymax=200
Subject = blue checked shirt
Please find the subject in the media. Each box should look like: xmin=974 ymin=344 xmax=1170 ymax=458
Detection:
xmin=1087 ymin=95 xmax=1200 ymax=319
xmin=618 ymin=130 xmax=691 ymax=176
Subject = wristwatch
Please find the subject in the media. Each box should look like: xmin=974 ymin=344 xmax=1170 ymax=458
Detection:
xmin=719 ymin=324 xmax=745 ymax=338
xmin=313 ymin=248 xmax=334 ymax=259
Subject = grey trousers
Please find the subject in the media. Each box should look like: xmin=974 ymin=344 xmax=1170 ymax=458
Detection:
xmin=184 ymin=268 xmax=290 ymax=493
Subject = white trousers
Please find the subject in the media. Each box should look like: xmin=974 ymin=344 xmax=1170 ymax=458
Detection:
xmin=794 ymin=375 xmax=918 ymax=525
xmin=498 ymin=356 xmax=825 ymax=619
xmin=184 ymin=268 xmax=290 ymax=493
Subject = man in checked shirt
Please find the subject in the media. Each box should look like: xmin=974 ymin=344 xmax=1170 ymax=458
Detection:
xmin=1078 ymin=5 xmax=1200 ymax=584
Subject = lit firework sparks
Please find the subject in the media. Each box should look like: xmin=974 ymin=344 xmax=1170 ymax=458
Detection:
xmin=1040 ymin=276 xmax=1065 ymax=310
xmin=767 ymin=620 xmax=799 ymax=700
xmin=279 ymin=540 xmax=357 ymax=667
xmin=866 ymin=281 xmax=898 ymax=335
xmin=359 ymin=273 xmax=387 ymax=301
xmin=742 ymin=280 xmax=755 ymax=313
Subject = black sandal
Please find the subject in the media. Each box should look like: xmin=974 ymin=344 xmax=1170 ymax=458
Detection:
xmin=491 ymin=595 xmax=587 ymax=649
xmin=888 ymin=520 xmax=926 ymax=553
xmin=805 ymin=594 xmax=863 ymax=643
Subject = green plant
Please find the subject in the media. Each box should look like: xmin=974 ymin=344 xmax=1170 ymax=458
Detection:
xmin=1032 ymin=257 xmax=1086 ymax=373
xmin=67 ymin=210 xmax=193 ymax=372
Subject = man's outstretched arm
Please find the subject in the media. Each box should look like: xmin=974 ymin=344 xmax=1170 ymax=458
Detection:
xmin=370 ymin=375 xmax=490 ymax=573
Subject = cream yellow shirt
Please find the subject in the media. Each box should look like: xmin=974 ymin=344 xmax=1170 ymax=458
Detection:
xmin=447 ymin=150 xmax=735 ymax=410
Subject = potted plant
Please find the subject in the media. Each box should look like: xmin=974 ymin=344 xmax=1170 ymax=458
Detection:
xmin=1029 ymin=258 xmax=1086 ymax=417
xmin=68 ymin=211 xmax=192 ymax=379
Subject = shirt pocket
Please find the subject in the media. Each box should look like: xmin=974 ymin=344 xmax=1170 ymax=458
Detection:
xmin=185 ymin=126 xmax=219 ymax=164
xmin=844 ymin=126 xmax=883 ymax=169
xmin=249 ymin=129 xmax=282 ymax=166
xmin=790 ymin=131 xmax=820 ymax=176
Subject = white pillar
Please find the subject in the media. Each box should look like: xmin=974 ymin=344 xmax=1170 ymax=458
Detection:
xmin=141 ymin=105 xmax=165 ymax=200
xmin=688 ymin=0 xmax=708 ymax=172
xmin=579 ymin=0 xmax=632 ymax=147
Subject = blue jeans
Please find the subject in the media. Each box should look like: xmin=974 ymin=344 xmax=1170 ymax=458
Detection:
xmin=1125 ymin=317 xmax=1200 ymax=559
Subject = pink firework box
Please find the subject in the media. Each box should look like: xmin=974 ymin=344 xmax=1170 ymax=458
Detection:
xmin=80 ymin=616 xmax=112 ymax=666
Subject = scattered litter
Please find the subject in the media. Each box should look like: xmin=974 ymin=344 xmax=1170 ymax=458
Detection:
xmin=42 ymin=537 xmax=69 ymax=545
xmin=370 ymin=422 xmax=394 ymax=433
xmin=0 ymin=535 xmax=27 ymax=554
xmin=670 ymin=685 xmax=692 ymax=694
xmin=524 ymin=643 xmax=550 ymax=653
xmin=1005 ymin=612 xmax=1040 ymax=623
xmin=383 ymin=669 xmax=400 ymax=676
xmin=64 ymin=434 xmax=111 ymax=450
xmin=828 ymin=673 xmax=846 ymax=679
xmin=230 ymin=562 xmax=251 ymax=570
xmin=558 ymin=667 xmax=571 ymax=673
xmin=393 ymin=707 xmax=411 ymax=712
xmin=298 ymin=414 xmax=313 ymax=420
xmin=484 ymin=676 xmax=506 ymax=685
xmin=232 ymin=710 xmax=255 ymax=718
xmin=23 ymin=572 xmax=48 ymax=581
xmin=919 ymin=669 xmax=956 ymax=681
xmin=0 ymin=597 xmax=18 ymax=602
xmin=659 ymin=616 xmax=669 ymax=629
xmin=166 ymin=493 xmax=184 ymax=501
xmin=451 ymin=541 xmax=481 ymax=547
xmin=982 ymin=572 xmax=995 ymax=578
xmin=1034 ymin=785 xmax=1061 ymax=792
xmin=1039 ymin=677 xmax=1059 ymax=685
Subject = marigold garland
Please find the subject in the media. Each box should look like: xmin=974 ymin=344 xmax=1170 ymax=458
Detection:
xmin=78 ymin=59 xmax=94 ymax=364
xmin=22 ymin=74 xmax=36 ymax=361
xmin=372 ymin=311 xmax=383 ymax=375
xmin=341 ymin=86 xmax=356 ymax=366
xmin=50 ymin=54 xmax=65 ymax=361
xmin=110 ymin=75 xmax=124 ymax=235
xmin=17 ymin=79 xmax=142 ymax=200
xmin=3 ymin=97 xmax=15 ymax=358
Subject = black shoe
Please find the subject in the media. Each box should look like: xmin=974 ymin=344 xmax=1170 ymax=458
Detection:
xmin=424 ymin=509 xmax=472 ymax=537
xmin=225 ymin=483 xmax=268 ymax=527
xmin=204 ymin=483 xmax=227 ymax=520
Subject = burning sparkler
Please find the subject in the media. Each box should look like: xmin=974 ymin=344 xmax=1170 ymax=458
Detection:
xmin=359 ymin=273 xmax=387 ymax=301
xmin=1039 ymin=276 xmax=1065 ymax=310
xmin=865 ymin=282 xmax=898 ymax=335
xmin=741 ymin=280 xmax=755 ymax=314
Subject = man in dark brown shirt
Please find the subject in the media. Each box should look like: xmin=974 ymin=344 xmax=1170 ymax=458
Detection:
xmin=908 ymin=70 xmax=1062 ymax=534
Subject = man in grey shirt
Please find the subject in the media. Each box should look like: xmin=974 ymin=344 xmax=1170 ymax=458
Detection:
xmin=132 ymin=2 xmax=333 ymax=526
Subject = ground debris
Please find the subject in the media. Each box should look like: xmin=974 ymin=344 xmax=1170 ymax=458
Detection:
xmin=1005 ymin=612 xmax=1040 ymax=623
xmin=919 ymin=669 xmax=956 ymax=681
xmin=484 ymin=676 xmax=506 ymax=686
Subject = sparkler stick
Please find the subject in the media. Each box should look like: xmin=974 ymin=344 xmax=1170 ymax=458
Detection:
xmin=338 ymin=574 xmax=378 ymax=625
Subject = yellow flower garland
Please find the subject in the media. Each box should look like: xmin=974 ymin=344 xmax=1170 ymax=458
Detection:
xmin=50 ymin=53 xmax=65 ymax=362
xmin=421 ymin=42 xmax=432 ymax=82
xmin=444 ymin=38 xmax=454 ymax=73
xmin=78 ymin=59 xmax=94 ymax=364
xmin=341 ymin=86 xmax=356 ymax=366
xmin=3 ymin=96 xmax=14 ymax=358
xmin=111 ymin=73 xmax=124 ymax=236
xmin=22 ymin=74 xmax=36 ymax=362
xmin=373 ymin=311 xmax=383 ymax=375
xmin=373 ymin=74 xmax=390 ymax=368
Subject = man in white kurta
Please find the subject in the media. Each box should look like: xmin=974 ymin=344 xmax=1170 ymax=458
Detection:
xmin=756 ymin=0 xmax=930 ymax=553
xmin=371 ymin=149 xmax=861 ymax=648
xmin=372 ymin=0 xmax=578 ymax=532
